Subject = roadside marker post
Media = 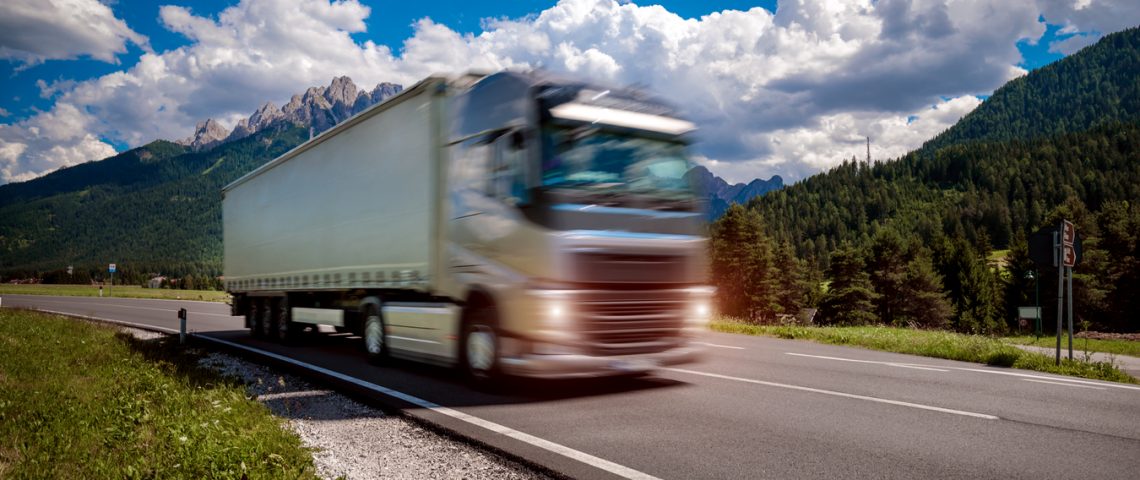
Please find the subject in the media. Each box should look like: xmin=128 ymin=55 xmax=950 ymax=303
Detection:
xmin=178 ymin=308 xmax=188 ymax=345
xmin=108 ymin=263 xmax=116 ymax=298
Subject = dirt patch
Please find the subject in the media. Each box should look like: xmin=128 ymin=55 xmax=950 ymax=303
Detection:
xmin=1076 ymin=332 xmax=1140 ymax=341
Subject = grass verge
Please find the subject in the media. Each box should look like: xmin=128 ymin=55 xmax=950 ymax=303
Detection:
xmin=0 ymin=309 xmax=316 ymax=478
xmin=0 ymin=284 xmax=229 ymax=303
xmin=710 ymin=318 xmax=1136 ymax=384
xmin=1003 ymin=335 xmax=1140 ymax=358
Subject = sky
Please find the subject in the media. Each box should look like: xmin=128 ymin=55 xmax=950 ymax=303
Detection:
xmin=0 ymin=1 xmax=1137 ymax=185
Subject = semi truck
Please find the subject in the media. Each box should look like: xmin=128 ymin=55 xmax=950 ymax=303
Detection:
xmin=223 ymin=70 xmax=712 ymax=381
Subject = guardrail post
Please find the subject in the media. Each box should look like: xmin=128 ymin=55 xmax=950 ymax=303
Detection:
xmin=178 ymin=308 xmax=188 ymax=344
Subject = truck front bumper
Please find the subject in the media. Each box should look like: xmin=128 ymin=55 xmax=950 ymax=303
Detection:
xmin=498 ymin=345 xmax=702 ymax=379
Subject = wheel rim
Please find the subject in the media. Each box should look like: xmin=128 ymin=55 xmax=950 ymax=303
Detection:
xmin=466 ymin=326 xmax=495 ymax=375
xmin=365 ymin=315 xmax=384 ymax=355
xmin=277 ymin=302 xmax=289 ymax=338
xmin=261 ymin=302 xmax=273 ymax=337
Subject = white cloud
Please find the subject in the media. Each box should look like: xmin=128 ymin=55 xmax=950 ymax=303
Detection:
xmin=0 ymin=0 xmax=148 ymax=64
xmin=1 ymin=0 xmax=1136 ymax=185
xmin=1038 ymin=0 xmax=1140 ymax=54
xmin=0 ymin=103 xmax=117 ymax=183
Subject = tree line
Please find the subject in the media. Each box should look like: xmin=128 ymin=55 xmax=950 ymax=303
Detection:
xmin=711 ymin=124 xmax=1140 ymax=333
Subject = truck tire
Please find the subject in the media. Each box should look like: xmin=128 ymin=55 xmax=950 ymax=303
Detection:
xmin=461 ymin=306 xmax=502 ymax=387
xmin=276 ymin=297 xmax=299 ymax=345
xmin=363 ymin=306 xmax=389 ymax=365
xmin=248 ymin=300 xmax=262 ymax=338
xmin=259 ymin=298 xmax=276 ymax=340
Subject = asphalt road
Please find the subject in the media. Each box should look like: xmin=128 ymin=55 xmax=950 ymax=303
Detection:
xmin=4 ymin=294 xmax=1139 ymax=479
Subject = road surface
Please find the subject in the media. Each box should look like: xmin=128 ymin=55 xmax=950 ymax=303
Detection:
xmin=3 ymin=294 xmax=1139 ymax=479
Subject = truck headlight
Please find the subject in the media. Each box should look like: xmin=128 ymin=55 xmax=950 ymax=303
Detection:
xmin=686 ymin=286 xmax=715 ymax=328
xmin=547 ymin=299 xmax=569 ymax=328
xmin=528 ymin=289 xmax=575 ymax=336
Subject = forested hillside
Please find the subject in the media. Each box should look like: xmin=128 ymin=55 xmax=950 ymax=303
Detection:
xmin=921 ymin=26 xmax=1140 ymax=152
xmin=712 ymin=27 xmax=1140 ymax=333
xmin=0 ymin=127 xmax=307 ymax=286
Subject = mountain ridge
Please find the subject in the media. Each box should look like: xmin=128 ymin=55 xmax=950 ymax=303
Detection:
xmin=176 ymin=77 xmax=403 ymax=151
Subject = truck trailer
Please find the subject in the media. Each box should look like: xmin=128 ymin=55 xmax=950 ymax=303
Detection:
xmin=223 ymin=70 xmax=712 ymax=381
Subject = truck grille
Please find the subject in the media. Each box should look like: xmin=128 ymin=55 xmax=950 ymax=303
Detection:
xmin=577 ymin=290 xmax=687 ymax=356
xmin=573 ymin=253 xmax=689 ymax=284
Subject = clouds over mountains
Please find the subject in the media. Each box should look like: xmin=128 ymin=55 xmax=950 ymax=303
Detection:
xmin=1 ymin=0 xmax=1137 ymax=184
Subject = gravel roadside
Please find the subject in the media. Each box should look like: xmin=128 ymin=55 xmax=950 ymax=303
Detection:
xmin=120 ymin=327 xmax=553 ymax=480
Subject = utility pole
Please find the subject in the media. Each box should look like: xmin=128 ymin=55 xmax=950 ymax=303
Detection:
xmin=866 ymin=137 xmax=871 ymax=164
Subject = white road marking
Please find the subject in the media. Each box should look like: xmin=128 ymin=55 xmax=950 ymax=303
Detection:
xmin=952 ymin=368 xmax=1140 ymax=391
xmin=13 ymin=297 xmax=235 ymax=317
xmin=204 ymin=336 xmax=662 ymax=480
xmin=29 ymin=306 xmax=663 ymax=480
xmin=665 ymin=367 xmax=999 ymax=420
xmin=35 ymin=309 xmax=180 ymax=334
xmin=786 ymin=352 xmax=949 ymax=372
xmin=1022 ymin=379 xmax=1106 ymax=390
xmin=695 ymin=342 xmax=745 ymax=350
xmin=785 ymin=351 xmax=1140 ymax=392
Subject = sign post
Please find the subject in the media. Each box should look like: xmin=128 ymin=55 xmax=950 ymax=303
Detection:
xmin=1028 ymin=223 xmax=1080 ymax=365
xmin=1061 ymin=221 xmax=1075 ymax=361
xmin=108 ymin=263 xmax=116 ymax=298
xmin=1055 ymin=230 xmax=1063 ymax=365
xmin=1054 ymin=220 xmax=1077 ymax=364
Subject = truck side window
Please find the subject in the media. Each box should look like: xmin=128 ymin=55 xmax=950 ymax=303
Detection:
xmin=491 ymin=130 xmax=528 ymax=205
xmin=454 ymin=136 xmax=491 ymax=194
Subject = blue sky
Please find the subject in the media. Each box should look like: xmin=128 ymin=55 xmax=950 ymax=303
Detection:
xmin=0 ymin=0 xmax=1132 ymax=184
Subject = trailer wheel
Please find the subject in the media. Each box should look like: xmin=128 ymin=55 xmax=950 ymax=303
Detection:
xmin=461 ymin=306 xmax=502 ymax=387
xmin=248 ymin=300 xmax=262 ymax=338
xmin=363 ymin=306 xmax=389 ymax=365
xmin=276 ymin=297 xmax=299 ymax=345
xmin=259 ymin=298 xmax=276 ymax=339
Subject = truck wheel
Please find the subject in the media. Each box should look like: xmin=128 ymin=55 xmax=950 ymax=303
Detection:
xmin=260 ymin=298 xmax=276 ymax=340
xmin=248 ymin=301 xmax=262 ymax=338
xmin=363 ymin=306 xmax=389 ymax=365
xmin=276 ymin=297 xmax=299 ymax=345
xmin=461 ymin=307 xmax=501 ymax=387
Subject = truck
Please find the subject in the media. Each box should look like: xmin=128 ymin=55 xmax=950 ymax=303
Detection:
xmin=223 ymin=70 xmax=712 ymax=382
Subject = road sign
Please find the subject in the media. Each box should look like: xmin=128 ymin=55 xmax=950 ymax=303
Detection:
xmin=109 ymin=263 xmax=116 ymax=273
xmin=1029 ymin=228 xmax=1082 ymax=267
xmin=1018 ymin=307 xmax=1040 ymax=319
xmin=1062 ymin=244 xmax=1076 ymax=267
xmin=1062 ymin=220 xmax=1075 ymax=245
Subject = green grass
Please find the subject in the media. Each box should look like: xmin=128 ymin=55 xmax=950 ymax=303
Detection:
xmin=0 ymin=309 xmax=316 ymax=478
xmin=710 ymin=318 xmax=1136 ymax=384
xmin=1004 ymin=335 xmax=1140 ymax=358
xmin=0 ymin=284 xmax=229 ymax=302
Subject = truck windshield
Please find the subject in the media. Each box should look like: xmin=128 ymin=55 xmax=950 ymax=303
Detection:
xmin=541 ymin=126 xmax=694 ymax=199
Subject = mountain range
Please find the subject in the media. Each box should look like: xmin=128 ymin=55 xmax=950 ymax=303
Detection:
xmin=178 ymin=77 xmax=402 ymax=151
xmin=2 ymin=26 xmax=1138 ymax=288
xmin=685 ymin=166 xmax=783 ymax=218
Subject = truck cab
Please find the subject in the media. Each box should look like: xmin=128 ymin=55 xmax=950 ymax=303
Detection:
xmin=443 ymin=71 xmax=712 ymax=379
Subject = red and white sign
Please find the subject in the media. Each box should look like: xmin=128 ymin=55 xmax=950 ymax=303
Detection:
xmin=1062 ymin=220 xmax=1075 ymax=246
xmin=1062 ymin=244 xmax=1076 ymax=267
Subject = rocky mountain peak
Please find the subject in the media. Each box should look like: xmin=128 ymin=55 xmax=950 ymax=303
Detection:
xmin=178 ymin=76 xmax=404 ymax=152
xmin=684 ymin=165 xmax=784 ymax=219
xmin=179 ymin=118 xmax=230 ymax=151
xmin=325 ymin=76 xmax=358 ymax=107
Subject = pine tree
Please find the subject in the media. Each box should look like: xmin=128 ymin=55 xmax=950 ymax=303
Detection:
xmin=820 ymin=244 xmax=879 ymax=325
xmin=897 ymin=252 xmax=954 ymax=328
xmin=772 ymin=241 xmax=804 ymax=317
xmin=710 ymin=204 xmax=777 ymax=321
xmin=869 ymin=228 xmax=910 ymax=325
